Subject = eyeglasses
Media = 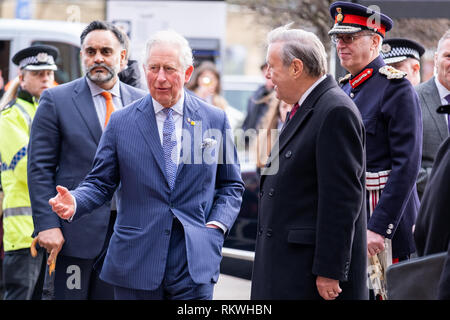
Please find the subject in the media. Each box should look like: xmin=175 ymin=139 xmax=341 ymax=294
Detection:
xmin=331 ymin=34 xmax=372 ymax=44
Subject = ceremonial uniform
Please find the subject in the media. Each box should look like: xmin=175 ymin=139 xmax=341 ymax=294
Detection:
xmin=339 ymin=55 xmax=422 ymax=258
xmin=329 ymin=1 xmax=423 ymax=260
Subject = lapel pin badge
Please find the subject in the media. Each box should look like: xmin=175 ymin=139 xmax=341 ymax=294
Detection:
xmin=187 ymin=117 xmax=196 ymax=126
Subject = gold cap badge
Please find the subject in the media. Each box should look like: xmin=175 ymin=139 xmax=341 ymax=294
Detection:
xmin=336 ymin=8 xmax=344 ymax=23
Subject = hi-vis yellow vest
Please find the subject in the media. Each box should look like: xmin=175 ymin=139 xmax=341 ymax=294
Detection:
xmin=0 ymin=96 xmax=37 ymax=251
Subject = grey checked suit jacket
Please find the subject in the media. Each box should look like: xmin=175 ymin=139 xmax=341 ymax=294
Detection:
xmin=415 ymin=77 xmax=449 ymax=199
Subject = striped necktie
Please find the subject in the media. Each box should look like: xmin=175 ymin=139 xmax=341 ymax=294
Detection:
xmin=289 ymin=102 xmax=300 ymax=120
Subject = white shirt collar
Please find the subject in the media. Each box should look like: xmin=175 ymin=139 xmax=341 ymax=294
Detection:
xmin=152 ymin=89 xmax=185 ymax=116
xmin=86 ymin=77 xmax=121 ymax=98
xmin=297 ymin=74 xmax=327 ymax=106
xmin=434 ymin=76 xmax=450 ymax=103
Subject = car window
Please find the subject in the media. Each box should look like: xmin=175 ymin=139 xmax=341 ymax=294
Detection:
xmin=31 ymin=40 xmax=81 ymax=84
xmin=222 ymin=76 xmax=264 ymax=114
xmin=0 ymin=40 xmax=11 ymax=82
xmin=223 ymin=89 xmax=255 ymax=114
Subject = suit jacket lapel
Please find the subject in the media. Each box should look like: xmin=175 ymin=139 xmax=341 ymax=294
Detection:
xmin=135 ymin=95 xmax=166 ymax=179
xmin=260 ymin=76 xmax=335 ymax=186
xmin=176 ymin=92 xmax=201 ymax=178
xmin=119 ymin=83 xmax=137 ymax=107
xmin=279 ymin=75 xmax=335 ymax=153
xmin=73 ymin=78 xmax=103 ymax=145
xmin=424 ymin=78 xmax=448 ymax=140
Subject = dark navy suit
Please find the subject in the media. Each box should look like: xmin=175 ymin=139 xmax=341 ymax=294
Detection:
xmin=341 ymin=55 xmax=422 ymax=258
xmin=28 ymin=77 xmax=146 ymax=299
xmin=69 ymin=92 xmax=244 ymax=297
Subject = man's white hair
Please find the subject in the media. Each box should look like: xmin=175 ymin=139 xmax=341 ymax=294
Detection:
xmin=437 ymin=29 xmax=450 ymax=53
xmin=145 ymin=29 xmax=193 ymax=71
xmin=267 ymin=23 xmax=328 ymax=77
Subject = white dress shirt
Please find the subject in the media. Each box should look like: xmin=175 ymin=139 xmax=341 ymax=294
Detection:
xmin=297 ymin=74 xmax=327 ymax=107
xmin=86 ymin=77 xmax=124 ymax=130
xmin=435 ymin=76 xmax=450 ymax=126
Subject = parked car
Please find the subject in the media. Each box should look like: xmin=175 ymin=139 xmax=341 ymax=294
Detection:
xmin=221 ymin=165 xmax=259 ymax=280
xmin=220 ymin=74 xmax=265 ymax=280
xmin=0 ymin=19 xmax=85 ymax=85
xmin=222 ymin=74 xmax=264 ymax=114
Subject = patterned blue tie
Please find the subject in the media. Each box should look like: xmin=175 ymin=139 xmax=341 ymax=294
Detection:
xmin=445 ymin=94 xmax=450 ymax=133
xmin=163 ymin=108 xmax=177 ymax=190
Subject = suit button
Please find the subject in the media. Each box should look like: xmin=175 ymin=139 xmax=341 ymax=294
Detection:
xmin=258 ymin=228 xmax=263 ymax=236
xmin=388 ymin=224 xmax=394 ymax=229
xmin=267 ymin=228 xmax=273 ymax=237
xmin=268 ymin=188 xmax=274 ymax=196
xmin=165 ymin=229 xmax=170 ymax=235
xmin=386 ymin=229 xmax=392 ymax=235
xmin=265 ymin=161 xmax=271 ymax=168
xmin=259 ymin=190 xmax=264 ymax=197
xmin=285 ymin=150 xmax=292 ymax=158
xmin=350 ymin=92 xmax=355 ymax=98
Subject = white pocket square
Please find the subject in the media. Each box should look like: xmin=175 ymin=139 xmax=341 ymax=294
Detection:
xmin=201 ymin=138 xmax=217 ymax=149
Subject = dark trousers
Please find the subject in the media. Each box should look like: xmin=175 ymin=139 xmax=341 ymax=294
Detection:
xmin=114 ymin=218 xmax=214 ymax=300
xmin=52 ymin=210 xmax=116 ymax=300
xmin=2 ymin=247 xmax=46 ymax=300
xmin=52 ymin=254 xmax=114 ymax=300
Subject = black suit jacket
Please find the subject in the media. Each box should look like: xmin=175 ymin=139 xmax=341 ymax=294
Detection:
xmin=414 ymin=137 xmax=450 ymax=299
xmin=415 ymin=137 xmax=450 ymax=256
xmin=251 ymin=75 xmax=368 ymax=300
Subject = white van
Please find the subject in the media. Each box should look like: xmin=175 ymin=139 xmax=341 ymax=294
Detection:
xmin=0 ymin=19 xmax=86 ymax=85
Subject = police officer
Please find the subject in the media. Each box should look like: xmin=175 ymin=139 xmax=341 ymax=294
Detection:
xmin=328 ymin=1 xmax=422 ymax=297
xmin=0 ymin=45 xmax=58 ymax=299
xmin=381 ymin=38 xmax=425 ymax=86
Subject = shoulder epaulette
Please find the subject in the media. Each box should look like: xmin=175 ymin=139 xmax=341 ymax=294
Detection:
xmin=338 ymin=73 xmax=351 ymax=85
xmin=0 ymin=98 xmax=16 ymax=114
xmin=379 ymin=65 xmax=407 ymax=80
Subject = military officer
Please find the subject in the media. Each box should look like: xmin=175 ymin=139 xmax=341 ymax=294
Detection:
xmin=328 ymin=1 xmax=423 ymax=296
xmin=381 ymin=38 xmax=425 ymax=86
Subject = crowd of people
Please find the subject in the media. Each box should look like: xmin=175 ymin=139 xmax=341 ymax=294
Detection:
xmin=0 ymin=0 xmax=449 ymax=300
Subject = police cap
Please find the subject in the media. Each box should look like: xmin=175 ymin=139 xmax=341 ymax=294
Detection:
xmin=381 ymin=38 xmax=425 ymax=64
xmin=328 ymin=1 xmax=393 ymax=38
xmin=12 ymin=45 xmax=59 ymax=71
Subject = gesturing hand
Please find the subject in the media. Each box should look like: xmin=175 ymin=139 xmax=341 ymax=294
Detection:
xmin=49 ymin=185 xmax=75 ymax=220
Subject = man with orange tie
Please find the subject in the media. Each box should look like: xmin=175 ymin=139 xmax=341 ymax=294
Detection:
xmin=27 ymin=20 xmax=145 ymax=299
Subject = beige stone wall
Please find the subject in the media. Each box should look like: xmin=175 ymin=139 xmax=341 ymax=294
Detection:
xmin=0 ymin=1 xmax=265 ymax=76
xmin=0 ymin=0 xmax=105 ymax=22
xmin=226 ymin=5 xmax=270 ymax=76
xmin=0 ymin=0 xmax=16 ymax=18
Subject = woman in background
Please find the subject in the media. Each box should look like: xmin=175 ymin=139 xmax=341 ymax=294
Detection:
xmin=254 ymin=91 xmax=292 ymax=171
xmin=187 ymin=61 xmax=244 ymax=130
